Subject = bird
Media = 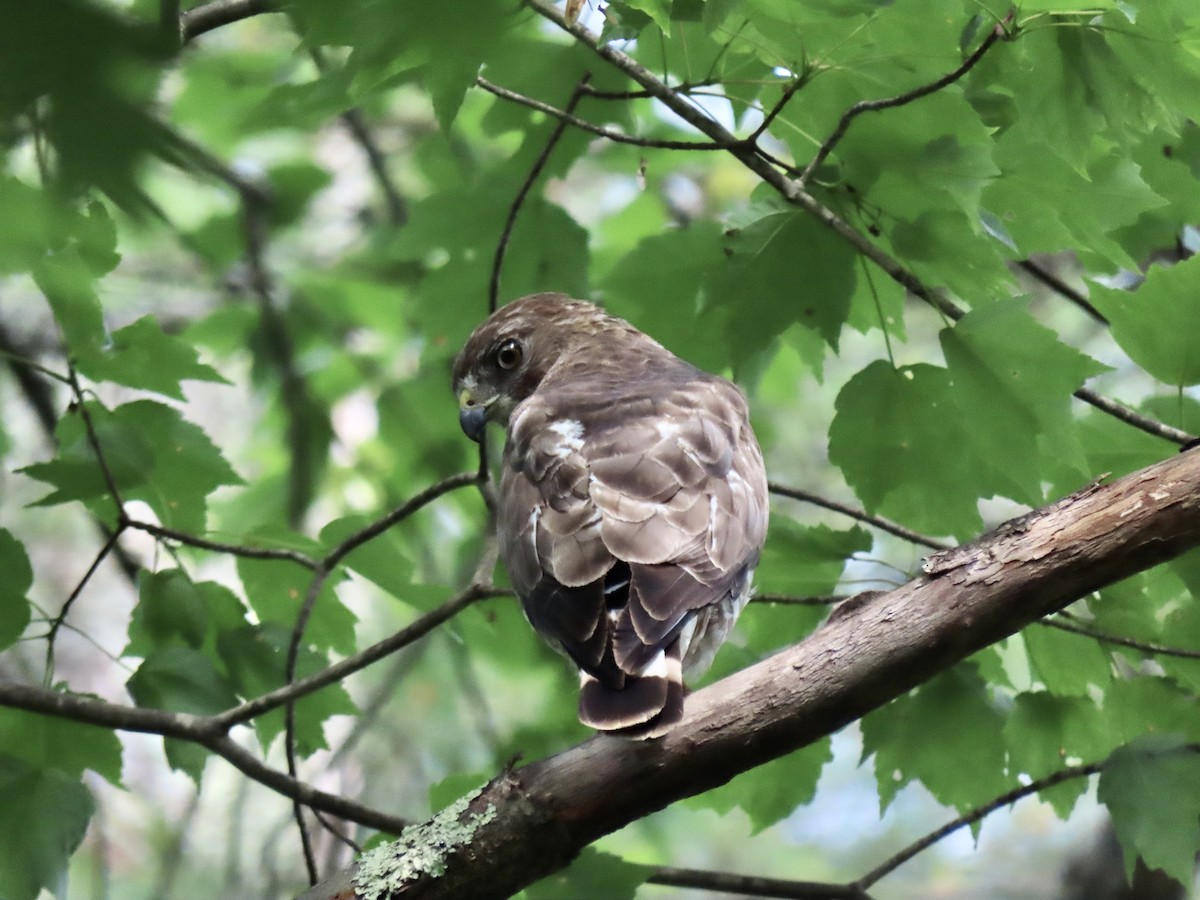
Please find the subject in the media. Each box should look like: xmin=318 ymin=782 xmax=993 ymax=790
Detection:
xmin=452 ymin=293 xmax=768 ymax=738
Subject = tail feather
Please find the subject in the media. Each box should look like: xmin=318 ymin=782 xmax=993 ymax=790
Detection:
xmin=577 ymin=641 xmax=684 ymax=739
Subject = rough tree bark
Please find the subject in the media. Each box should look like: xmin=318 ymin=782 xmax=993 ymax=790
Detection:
xmin=301 ymin=446 xmax=1200 ymax=900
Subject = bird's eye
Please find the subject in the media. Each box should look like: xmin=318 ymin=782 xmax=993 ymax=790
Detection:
xmin=494 ymin=338 xmax=523 ymax=371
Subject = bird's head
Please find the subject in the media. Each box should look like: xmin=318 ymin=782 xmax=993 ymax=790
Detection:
xmin=452 ymin=293 xmax=619 ymax=442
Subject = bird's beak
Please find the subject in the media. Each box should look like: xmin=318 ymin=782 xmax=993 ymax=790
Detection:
xmin=458 ymin=389 xmax=491 ymax=443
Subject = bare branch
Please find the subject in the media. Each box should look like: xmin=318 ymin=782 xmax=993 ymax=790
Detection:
xmin=798 ymin=13 xmax=1013 ymax=185
xmin=320 ymin=472 xmax=480 ymax=570
xmin=1072 ymin=388 xmax=1193 ymax=445
xmin=308 ymin=48 xmax=408 ymax=227
xmin=650 ymin=867 xmax=871 ymax=900
xmin=768 ymin=482 xmax=950 ymax=550
xmin=489 ymin=74 xmax=593 ymax=313
xmin=44 ymin=529 xmax=123 ymax=683
xmin=0 ymin=679 xmax=406 ymax=833
xmin=581 ymin=79 xmax=720 ymax=100
xmin=1041 ymin=612 xmax=1200 ymax=660
xmin=1017 ymin=259 xmax=1109 ymax=325
xmin=214 ymin=583 xmax=508 ymax=730
xmin=747 ymin=75 xmax=807 ymax=144
xmin=476 ymin=77 xmax=731 ymax=152
xmin=205 ymin=732 xmax=407 ymax=835
xmin=181 ymin=0 xmax=278 ymax=42
xmin=124 ymin=518 xmax=318 ymax=568
xmin=855 ymin=761 xmax=1102 ymax=889
xmin=67 ymin=368 xmax=125 ymax=514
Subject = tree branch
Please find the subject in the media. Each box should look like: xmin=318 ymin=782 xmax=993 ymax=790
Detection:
xmin=476 ymin=77 xmax=731 ymax=152
xmin=1041 ymin=612 xmax=1200 ymax=660
xmin=213 ymin=583 xmax=507 ymax=730
xmin=181 ymin=0 xmax=278 ymax=42
xmin=649 ymin=867 xmax=870 ymax=900
xmin=300 ymin=446 xmax=1200 ymax=899
xmin=0 ymin=679 xmax=406 ymax=833
xmin=854 ymin=759 xmax=1102 ymax=889
xmin=1017 ymin=258 xmax=1109 ymax=325
xmin=280 ymin=472 xmax=481 ymax=882
xmin=307 ymin=48 xmax=408 ymax=227
xmin=520 ymin=0 xmax=1196 ymax=447
xmin=489 ymin=73 xmax=591 ymax=313
xmin=123 ymin=518 xmax=319 ymax=567
xmin=797 ymin=13 xmax=1013 ymax=186
xmin=768 ymin=482 xmax=949 ymax=550
xmin=1071 ymin=388 xmax=1193 ymax=445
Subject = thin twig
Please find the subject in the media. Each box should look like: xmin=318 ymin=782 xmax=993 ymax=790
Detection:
xmin=1072 ymin=387 xmax=1193 ymax=445
xmin=748 ymin=75 xmax=807 ymax=143
xmin=798 ymin=13 xmax=1013 ymax=185
xmin=340 ymin=108 xmax=408 ymax=226
xmin=649 ymin=867 xmax=871 ymax=900
xmin=279 ymin=471 xmax=479 ymax=881
xmin=293 ymin=795 xmax=318 ymax=885
xmin=489 ymin=73 xmax=592 ymax=313
xmin=67 ymin=368 xmax=125 ymax=513
xmin=124 ymin=518 xmax=318 ymax=568
xmin=768 ymin=482 xmax=950 ymax=550
xmin=319 ymin=472 xmax=479 ymax=571
xmin=754 ymin=593 xmax=847 ymax=606
xmin=0 ymin=343 xmax=72 ymax=385
xmin=1041 ymin=613 xmax=1200 ymax=659
xmin=309 ymin=48 xmax=408 ymax=226
xmin=175 ymin=128 xmax=323 ymax=525
xmin=43 ymin=371 xmax=131 ymax=679
xmin=0 ymin=679 xmax=407 ymax=833
xmin=43 ymin=530 xmax=123 ymax=685
xmin=854 ymin=760 xmax=1101 ymax=889
xmin=181 ymin=0 xmax=277 ymax=42
xmin=1017 ymin=259 xmax=1108 ymax=325
xmin=477 ymin=77 xmax=730 ymax=153
xmin=581 ymin=79 xmax=720 ymax=100
xmin=214 ymin=584 xmax=508 ymax=729
xmin=0 ymin=325 xmax=140 ymax=583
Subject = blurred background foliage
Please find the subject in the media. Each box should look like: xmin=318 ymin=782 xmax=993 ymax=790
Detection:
xmin=0 ymin=0 xmax=1199 ymax=897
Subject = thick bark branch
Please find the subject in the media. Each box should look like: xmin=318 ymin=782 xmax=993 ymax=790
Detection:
xmin=301 ymin=448 xmax=1200 ymax=900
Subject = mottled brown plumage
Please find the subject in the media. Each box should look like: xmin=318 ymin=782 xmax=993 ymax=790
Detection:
xmin=452 ymin=293 xmax=768 ymax=738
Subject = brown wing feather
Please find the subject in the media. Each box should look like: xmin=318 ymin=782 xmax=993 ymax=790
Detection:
xmin=499 ymin=365 xmax=767 ymax=736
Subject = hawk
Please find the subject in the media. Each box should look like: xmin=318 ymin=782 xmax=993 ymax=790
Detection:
xmin=452 ymin=294 xmax=768 ymax=738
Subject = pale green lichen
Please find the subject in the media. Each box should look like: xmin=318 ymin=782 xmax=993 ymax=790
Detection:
xmin=353 ymin=787 xmax=498 ymax=900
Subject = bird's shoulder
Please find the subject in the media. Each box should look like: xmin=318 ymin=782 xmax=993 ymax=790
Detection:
xmin=505 ymin=355 xmax=750 ymax=481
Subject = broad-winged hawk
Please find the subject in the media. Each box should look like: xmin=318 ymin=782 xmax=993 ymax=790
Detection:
xmin=453 ymin=294 xmax=768 ymax=738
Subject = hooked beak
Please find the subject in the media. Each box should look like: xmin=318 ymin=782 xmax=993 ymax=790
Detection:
xmin=458 ymin=389 xmax=491 ymax=443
